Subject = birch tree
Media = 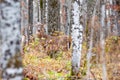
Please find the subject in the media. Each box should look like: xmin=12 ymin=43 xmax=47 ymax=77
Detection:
xmin=100 ymin=1 xmax=108 ymax=80
xmin=33 ymin=0 xmax=39 ymax=37
xmin=45 ymin=0 xmax=48 ymax=34
xmin=0 ymin=0 xmax=23 ymax=79
xmin=106 ymin=0 xmax=111 ymax=36
xmin=71 ymin=0 xmax=83 ymax=77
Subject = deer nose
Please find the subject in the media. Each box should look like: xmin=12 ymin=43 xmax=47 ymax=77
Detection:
xmin=38 ymin=30 xmax=40 ymax=32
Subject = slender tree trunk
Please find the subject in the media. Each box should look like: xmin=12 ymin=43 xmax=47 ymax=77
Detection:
xmin=45 ymin=0 xmax=48 ymax=34
xmin=21 ymin=0 xmax=29 ymax=46
xmin=71 ymin=0 xmax=83 ymax=77
xmin=0 ymin=0 xmax=23 ymax=79
xmin=66 ymin=0 xmax=72 ymax=36
xmin=100 ymin=1 xmax=108 ymax=80
xmin=28 ymin=0 xmax=33 ymax=40
xmin=38 ymin=0 xmax=41 ymax=22
xmin=106 ymin=0 xmax=111 ymax=37
xmin=40 ymin=0 xmax=43 ymax=23
xmin=112 ymin=0 xmax=118 ymax=36
xmin=33 ymin=0 xmax=39 ymax=37
xmin=60 ymin=0 xmax=66 ymax=33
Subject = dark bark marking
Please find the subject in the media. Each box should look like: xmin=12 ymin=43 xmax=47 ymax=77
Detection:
xmin=10 ymin=41 xmax=13 ymax=45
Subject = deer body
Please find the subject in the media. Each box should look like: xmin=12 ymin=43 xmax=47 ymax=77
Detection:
xmin=36 ymin=23 xmax=71 ymax=58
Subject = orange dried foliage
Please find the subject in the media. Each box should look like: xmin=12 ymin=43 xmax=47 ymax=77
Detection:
xmin=106 ymin=4 xmax=120 ymax=11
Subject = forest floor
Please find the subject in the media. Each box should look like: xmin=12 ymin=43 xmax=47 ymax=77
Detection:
xmin=23 ymin=36 xmax=120 ymax=80
xmin=0 ymin=35 xmax=119 ymax=80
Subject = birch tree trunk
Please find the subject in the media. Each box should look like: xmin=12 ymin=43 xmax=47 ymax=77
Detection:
xmin=0 ymin=0 xmax=23 ymax=79
xmin=106 ymin=0 xmax=111 ymax=36
xmin=33 ymin=0 xmax=39 ymax=37
xmin=45 ymin=0 xmax=48 ymax=34
xmin=100 ymin=1 xmax=108 ymax=80
xmin=71 ymin=0 xmax=83 ymax=77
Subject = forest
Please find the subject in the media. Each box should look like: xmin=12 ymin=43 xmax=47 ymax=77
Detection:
xmin=0 ymin=0 xmax=120 ymax=80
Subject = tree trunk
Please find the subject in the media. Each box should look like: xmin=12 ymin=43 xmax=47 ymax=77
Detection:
xmin=33 ymin=0 xmax=39 ymax=37
xmin=106 ymin=0 xmax=112 ymax=36
xmin=71 ymin=0 xmax=83 ymax=77
xmin=60 ymin=0 xmax=66 ymax=33
xmin=45 ymin=0 xmax=48 ymax=34
xmin=66 ymin=0 xmax=72 ymax=36
xmin=21 ymin=0 xmax=29 ymax=45
xmin=100 ymin=1 xmax=108 ymax=80
xmin=0 ymin=0 xmax=23 ymax=79
xmin=28 ymin=0 xmax=33 ymax=40
xmin=47 ymin=0 xmax=60 ymax=34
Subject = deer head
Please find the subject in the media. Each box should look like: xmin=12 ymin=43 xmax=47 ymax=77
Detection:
xmin=35 ymin=23 xmax=47 ymax=39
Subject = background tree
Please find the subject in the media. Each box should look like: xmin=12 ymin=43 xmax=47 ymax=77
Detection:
xmin=0 ymin=0 xmax=23 ymax=79
xmin=47 ymin=0 xmax=60 ymax=34
xmin=33 ymin=0 xmax=39 ymax=36
xmin=100 ymin=0 xmax=108 ymax=80
xmin=28 ymin=0 xmax=33 ymax=41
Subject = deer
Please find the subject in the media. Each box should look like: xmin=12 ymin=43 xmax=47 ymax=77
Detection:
xmin=35 ymin=23 xmax=72 ymax=58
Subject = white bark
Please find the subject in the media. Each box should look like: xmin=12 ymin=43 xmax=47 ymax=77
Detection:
xmin=106 ymin=0 xmax=112 ymax=36
xmin=0 ymin=0 xmax=23 ymax=79
xmin=45 ymin=0 xmax=48 ymax=34
xmin=71 ymin=0 xmax=83 ymax=76
xmin=109 ymin=0 xmax=113 ymax=15
xmin=100 ymin=2 xmax=108 ymax=80
xmin=33 ymin=0 xmax=39 ymax=37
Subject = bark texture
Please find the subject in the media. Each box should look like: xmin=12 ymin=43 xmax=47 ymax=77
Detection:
xmin=0 ymin=0 xmax=23 ymax=79
xmin=47 ymin=0 xmax=60 ymax=34
xmin=71 ymin=0 xmax=83 ymax=76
